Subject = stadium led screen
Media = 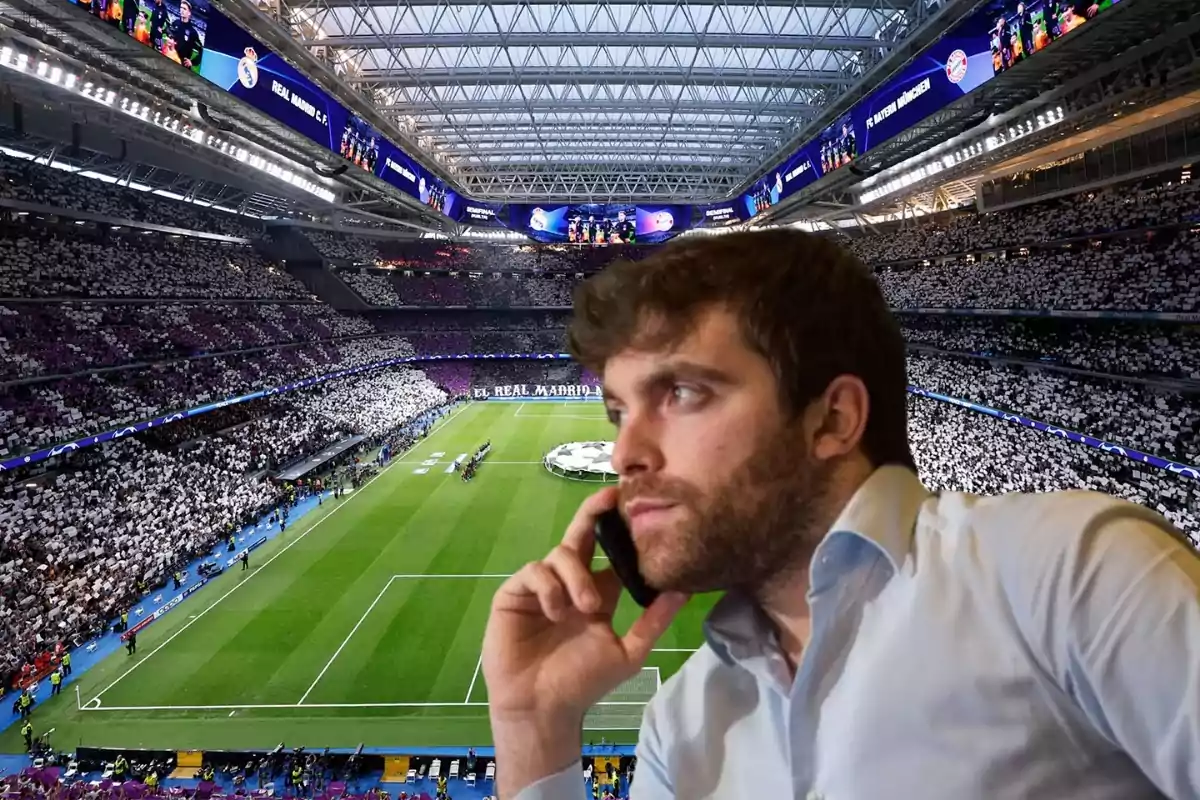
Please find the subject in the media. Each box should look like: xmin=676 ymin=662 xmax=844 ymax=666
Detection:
xmin=741 ymin=0 xmax=1122 ymax=218
xmin=515 ymin=203 xmax=691 ymax=245
xmin=67 ymin=0 xmax=461 ymax=218
xmin=692 ymin=201 xmax=749 ymax=229
xmin=457 ymin=200 xmax=510 ymax=228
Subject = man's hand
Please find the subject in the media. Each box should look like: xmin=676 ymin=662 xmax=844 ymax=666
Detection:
xmin=483 ymin=487 xmax=688 ymax=796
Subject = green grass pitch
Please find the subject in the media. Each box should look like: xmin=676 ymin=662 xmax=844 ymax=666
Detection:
xmin=1 ymin=402 xmax=716 ymax=752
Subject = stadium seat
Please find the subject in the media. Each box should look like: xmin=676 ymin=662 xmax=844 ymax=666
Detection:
xmin=404 ymin=769 xmax=416 ymax=784
xmin=449 ymin=760 xmax=459 ymax=779
xmin=485 ymin=761 xmax=496 ymax=782
xmin=429 ymin=759 xmax=441 ymax=781
xmin=465 ymin=773 xmax=476 ymax=788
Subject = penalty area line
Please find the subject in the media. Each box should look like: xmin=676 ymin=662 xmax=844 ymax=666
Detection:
xmin=79 ymin=700 xmax=651 ymax=712
xmin=464 ymin=655 xmax=483 ymax=704
xmin=83 ymin=402 xmax=474 ymax=708
xmin=298 ymin=576 xmax=398 ymax=705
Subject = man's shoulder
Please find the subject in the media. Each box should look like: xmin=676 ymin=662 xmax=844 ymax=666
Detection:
xmin=918 ymin=486 xmax=1189 ymax=597
xmin=923 ymin=486 xmax=1176 ymax=553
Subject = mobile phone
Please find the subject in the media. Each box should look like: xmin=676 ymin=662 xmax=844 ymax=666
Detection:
xmin=593 ymin=508 xmax=660 ymax=608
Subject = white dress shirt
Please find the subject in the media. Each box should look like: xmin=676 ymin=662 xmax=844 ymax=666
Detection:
xmin=514 ymin=465 xmax=1200 ymax=799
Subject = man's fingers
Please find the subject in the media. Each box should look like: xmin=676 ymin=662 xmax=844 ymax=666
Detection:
xmin=619 ymin=592 xmax=690 ymax=664
xmin=544 ymin=546 xmax=603 ymax=614
xmin=521 ymin=561 xmax=570 ymax=622
xmin=559 ymin=486 xmax=620 ymax=557
xmin=494 ymin=562 xmax=568 ymax=620
xmin=592 ymin=568 xmax=625 ymax=614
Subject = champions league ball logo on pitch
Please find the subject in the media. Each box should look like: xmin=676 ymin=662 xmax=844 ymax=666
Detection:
xmin=651 ymin=210 xmax=674 ymax=232
xmin=945 ymin=49 xmax=969 ymax=84
xmin=237 ymin=48 xmax=259 ymax=89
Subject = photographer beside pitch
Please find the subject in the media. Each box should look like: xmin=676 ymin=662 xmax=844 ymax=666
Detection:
xmin=481 ymin=231 xmax=1200 ymax=799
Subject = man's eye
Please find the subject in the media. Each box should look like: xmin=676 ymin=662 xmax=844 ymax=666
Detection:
xmin=670 ymin=385 xmax=703 ymax=405
xmin=605 ymin=407 xmax=624 ymax=425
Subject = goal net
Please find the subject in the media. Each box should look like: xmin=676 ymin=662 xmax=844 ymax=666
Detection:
xmin=583 ymin=667 xmax=661 ymax=731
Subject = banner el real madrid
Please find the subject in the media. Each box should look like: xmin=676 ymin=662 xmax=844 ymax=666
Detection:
xmin=472 ymin=384 xmax=602 ymax=399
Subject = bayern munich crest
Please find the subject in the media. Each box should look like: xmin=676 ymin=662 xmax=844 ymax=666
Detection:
xmin=945 ymin=49 xmax=968 ymax=84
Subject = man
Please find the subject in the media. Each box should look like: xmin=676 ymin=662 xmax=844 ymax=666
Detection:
xmin=148 ymin=0 xmax=170 ymax=51
xmin=61 ymin=651 xmax=71 ymax=676
xmin=125 ymin=632 xmax=137 ymax=656
xmin=614 ymin=211 xmax=634 ymax=245
xmin=21 ymin=719 xmax=32 ymax=752
xmin=1015 ymin=2 xmax=1036 ymax=57
xmin=241 ymin=550 xmax=250 ymax=571
xmin=49 ymin=669 xmax=62 ymax=696
xmin=481 ymin=230 xmax=1200 ymax=799
xmin=167 ymin=0 xmax=203 ymax=70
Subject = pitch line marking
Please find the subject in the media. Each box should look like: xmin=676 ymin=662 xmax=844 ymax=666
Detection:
xmin=464 ymin=655 xmax=484 ymax=704
xmin=80 ymin=701 xmax=650 ymax=711
xmin=84 ymin=402 xmax=473 ymax=707
xmin=391 ymin=573 xmax=512 ymax=579
xmin=299 ymin=576 xmax=398 ymax=705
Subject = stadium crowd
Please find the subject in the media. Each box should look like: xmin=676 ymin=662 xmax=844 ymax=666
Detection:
xmin=0 ymin=154 xmax=263 ymax=239
xmin=304 ymin=229 xmax=381 ymax=264
xmin=876 ymin=229 xmax=1200 ymax=311
xmin=0 ymin=159 xmax=1197 ymax=734
xmin=330 ymin=231 xmax=1200 ymax=313
xmin=908 ymin=397 xmax=1198 ymax=547
xmin=900 ymin=317 xmax=1200 ymax=381
xmin=0 ymin=366 xmax=447 ymax=689
xmin=0 ymin=302 xmax=375 ymax=381
xmin=0 ymin=227 xmax=308 ymax=301
xmin=1 ymin=335 xmax=418 ymax=456
xmin=844 ymin=175 xmax=1200 ymax=262
xmin=906 ymin=352 xmax=1200 ymax=465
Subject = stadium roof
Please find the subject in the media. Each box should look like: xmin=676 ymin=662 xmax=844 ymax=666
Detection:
xmin=284 ymin=0 xmax=927 ymax=202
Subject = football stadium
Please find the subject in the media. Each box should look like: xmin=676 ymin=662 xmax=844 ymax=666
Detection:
xmin=1 ymin=0 xmax=1199 ymax=794
xmin=8 ymin=401 xmax=709 ymax=752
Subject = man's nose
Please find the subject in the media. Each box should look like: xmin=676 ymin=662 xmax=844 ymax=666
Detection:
xmin=610 ymin=412 xmax=664 ymax=476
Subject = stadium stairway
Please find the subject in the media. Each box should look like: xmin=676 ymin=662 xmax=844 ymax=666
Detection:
xmin=258 ymin=225 xmax=369 ymax=311
xmin=286 ymin=260 xmax=371 ymax=311
xmin=169 ymin=751 xmax=204 ymax=780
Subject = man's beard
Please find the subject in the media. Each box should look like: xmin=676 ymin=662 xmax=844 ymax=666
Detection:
xmin=620 ymin=422 xmax=835 ymax=598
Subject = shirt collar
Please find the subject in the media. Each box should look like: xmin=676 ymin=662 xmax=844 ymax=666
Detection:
xmin=824 ymin=464 xmax=929 ymax=573
xmin=702 ymin=465 xmax=929 ymax=667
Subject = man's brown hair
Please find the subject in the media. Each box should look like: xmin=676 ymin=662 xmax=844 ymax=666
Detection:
xmin=568 ymin=228 xmax=915 ymax=470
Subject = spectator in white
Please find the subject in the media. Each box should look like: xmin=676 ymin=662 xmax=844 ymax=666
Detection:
xmin=482 ymin=231 xmax=1200 ymax=799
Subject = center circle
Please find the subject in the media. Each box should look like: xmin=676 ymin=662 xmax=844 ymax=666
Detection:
xmin=543 ymin=441 xmax=617 ymax=482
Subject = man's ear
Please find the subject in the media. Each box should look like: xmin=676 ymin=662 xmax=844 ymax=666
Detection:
xmin=807 ymin=375 xmax=870 ymax=462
